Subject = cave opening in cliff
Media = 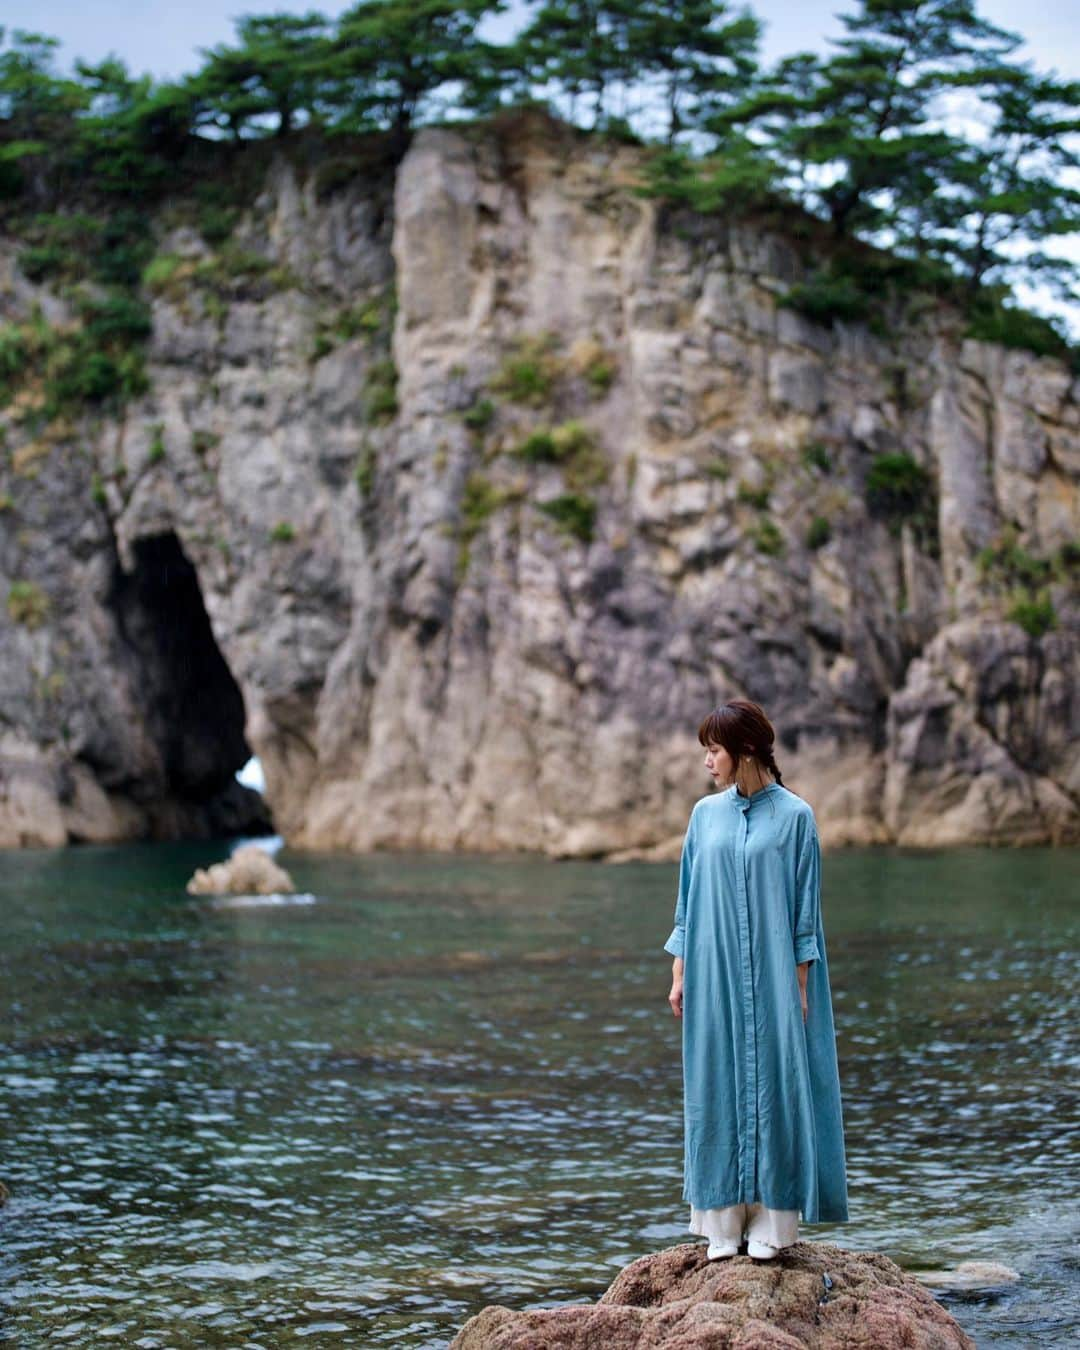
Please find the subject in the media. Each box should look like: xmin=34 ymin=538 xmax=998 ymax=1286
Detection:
xmin=108 ymin=530 xmax=274 ymax=839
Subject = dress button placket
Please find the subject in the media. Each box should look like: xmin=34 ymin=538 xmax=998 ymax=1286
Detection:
xmin=735 ymin=799 xmax=757 ymax=1199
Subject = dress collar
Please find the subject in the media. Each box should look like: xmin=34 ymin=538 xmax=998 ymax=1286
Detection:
xmin=730 ymin=782 xmax=780 ymax=810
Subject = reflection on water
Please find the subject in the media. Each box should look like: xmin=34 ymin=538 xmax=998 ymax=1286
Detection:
xmin=0 ymin=839 xmax=1076 ymax=1347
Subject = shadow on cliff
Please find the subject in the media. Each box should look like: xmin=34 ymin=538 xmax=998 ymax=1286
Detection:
xmin=105 ymin=529 xmax=273 ymax=840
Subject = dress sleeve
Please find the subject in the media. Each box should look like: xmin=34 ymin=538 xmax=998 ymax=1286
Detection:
xmin=793 ymin=813 xmax=822 ymax=966
xmin=663 ymin=812 xmax=694 ymax=959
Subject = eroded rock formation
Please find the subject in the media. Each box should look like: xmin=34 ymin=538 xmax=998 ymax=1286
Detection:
xmin=1 ymin=112 xmax=1076 ymax=852
xmin=185 ymin=842 xmax=295 ymax=896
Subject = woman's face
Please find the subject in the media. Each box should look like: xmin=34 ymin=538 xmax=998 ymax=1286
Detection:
xmin=703 ymin=739 xmax=735 ymax=786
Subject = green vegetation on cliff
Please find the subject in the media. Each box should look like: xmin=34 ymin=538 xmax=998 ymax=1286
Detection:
xmin=0 ymin=0 xmax=1076 ymax=435
xmin=976 ymin=526 xmax=1079 ymax=638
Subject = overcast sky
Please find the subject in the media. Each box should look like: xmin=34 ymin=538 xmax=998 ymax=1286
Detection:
xmin=5 ymin=1 xmax=1077 ymax=83
xmin=5 ymin=1 xmax=1078 ymax=331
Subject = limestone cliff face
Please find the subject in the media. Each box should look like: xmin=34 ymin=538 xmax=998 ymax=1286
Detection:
xmin=1 ymin=115 xmax=1077 ymax=853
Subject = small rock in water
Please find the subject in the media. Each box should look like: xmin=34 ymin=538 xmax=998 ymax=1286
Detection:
xmin=911 ymin=1260 xmax=1021 ymax=1289
xmin=186 ymin=843 xmax=295 ymax=896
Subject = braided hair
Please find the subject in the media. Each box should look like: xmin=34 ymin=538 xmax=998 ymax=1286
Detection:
xmin=697 ymin=699 xmax=796 ymax=799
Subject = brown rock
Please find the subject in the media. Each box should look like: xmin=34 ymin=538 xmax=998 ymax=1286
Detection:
xmin=185 ymin=843 xmax=295 ymax=896
xmin=911 ymin=1259 xmax=1019 ymax=1290
xmin=449 ymin=1242 xmax=975 ymax=1349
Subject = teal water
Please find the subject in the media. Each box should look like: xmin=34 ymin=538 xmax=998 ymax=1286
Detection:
xmin=0 ymin=836 xmax=1076 ymax=1347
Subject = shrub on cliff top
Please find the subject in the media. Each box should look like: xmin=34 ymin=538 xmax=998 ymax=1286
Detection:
xmin=965 ymin=297 xmax=1079 ymax=371
xmin=0 ymin=4 xmax=1075 ymax=370
xmin=779 ymin=268 xmax=872 ymax=326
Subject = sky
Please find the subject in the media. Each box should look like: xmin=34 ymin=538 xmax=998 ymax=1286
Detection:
xmin=6 ymin=1 xmax=1077 ymax=84
xmin=5 ymin=1 xmax=1078 ymax=331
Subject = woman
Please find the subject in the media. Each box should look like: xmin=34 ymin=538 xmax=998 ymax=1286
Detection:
xmin=665 ymin=699 xmax=849 ymax=1261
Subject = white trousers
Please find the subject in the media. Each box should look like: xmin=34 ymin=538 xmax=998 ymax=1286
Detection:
xmin=688 ymin=1202 xmax=799 ymax=1249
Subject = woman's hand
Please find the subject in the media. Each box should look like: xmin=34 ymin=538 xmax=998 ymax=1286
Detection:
xmin=797 ymin=960 xmax=810 ymax=1023
xmin=669 ymin=957 xmax=684 ymax=1018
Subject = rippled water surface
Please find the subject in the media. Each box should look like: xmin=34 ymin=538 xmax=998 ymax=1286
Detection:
xmin=0 ymin=836 xmax=1077 ymax=1347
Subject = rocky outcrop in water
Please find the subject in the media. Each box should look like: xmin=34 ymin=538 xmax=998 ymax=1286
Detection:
xmin=1 ymin=111 xmax=1076 ymax=852
xmin=450 ymin=1241 xmax=976 ymax=1349
xmin=911 ymin=1259 xmax=1019 ymax=1291
xmin=185 ymin=843 xmax=295 ymax=895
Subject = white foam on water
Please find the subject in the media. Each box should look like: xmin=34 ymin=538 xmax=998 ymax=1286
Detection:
xmin=208 ymin=892 xmax=318 ymax=909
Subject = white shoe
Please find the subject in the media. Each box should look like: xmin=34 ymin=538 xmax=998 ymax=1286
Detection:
xmin=706 ymin=1239 xmax=739 ymax=1260
xmin=747 ymin=1239 xmax=781 ymax=1260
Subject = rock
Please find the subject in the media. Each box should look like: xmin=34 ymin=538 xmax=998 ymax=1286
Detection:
xmin=768 ymin=350 xmax=826 ymax=413
xmin=185 ymin=843 xmax=295 ymax=896
xmin=885 ymin=620 xmax=1080 ymax=845
xmin=450 ymin=1243 xmax=975 ymax=1349
xmin=0 ymin=113 xmax=1076 ymax=854
xmin=605 ymin=833 xmax=686 ymax=863
xmin=910 ymin=1260 xmax=1021 ymax=1291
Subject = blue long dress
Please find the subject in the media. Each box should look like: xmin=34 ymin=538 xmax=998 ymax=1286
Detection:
xmin=664 ymin=782 xmax=849 ymax=1223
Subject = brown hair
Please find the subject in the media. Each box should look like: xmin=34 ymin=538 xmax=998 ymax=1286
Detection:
xmin=697 ymin=699 xmax=790 ymax=792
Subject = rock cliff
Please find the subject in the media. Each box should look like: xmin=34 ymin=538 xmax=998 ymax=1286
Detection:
xmin=1 ymin=112 xmax=1076 ymax=852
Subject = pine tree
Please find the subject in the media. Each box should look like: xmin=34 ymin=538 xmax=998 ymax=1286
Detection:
xmin=195 ymin=12 xmax=331 ymax=139
xmin=0 ymin=27 xmax=86 ymax=141
xmin=0 ymin=27 xmax=88 ymax=199
xmin=912 ymin=64 xmax=1080 ymax=300
xmin=721 ymin=0 xmax=1023 ymax=239
xmin=516 ymin=1 xmax=635 ymax=128
xmin=621 ymin=0 xmax=760 ymax=146
xmin=71 ymin=58 xmax=162 ymax=196
xmin=453 ymin=38 xmax=536 ymax=119
xmin=322 ymin=0 xmax=504 ymax=141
